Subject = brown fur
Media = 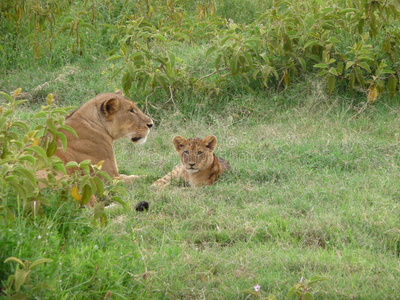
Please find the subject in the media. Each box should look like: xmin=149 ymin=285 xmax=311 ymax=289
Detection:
xmin=55 ymin=90 xmax=153 ymax=183
xmin=153 ymin=135 xmax=230 ymax=188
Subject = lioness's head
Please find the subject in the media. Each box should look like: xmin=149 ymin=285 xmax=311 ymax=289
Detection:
xmin=95 ymin=90 xmax=153 ymax=144
xmin=173 ymin=135 xmax=217 ymax=173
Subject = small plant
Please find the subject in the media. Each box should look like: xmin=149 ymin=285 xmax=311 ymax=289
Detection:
xmin=3 ymin=256 xmax=54 ymax=298
xmin=241 ymin=276 xmax=328 ymax=300
xmin=286 ymin=276 xmax=328 ymax=300
xmin=0 ymin=89 xmax=129 ymax=227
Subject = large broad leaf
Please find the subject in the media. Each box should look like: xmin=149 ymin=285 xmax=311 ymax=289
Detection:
xmin=26 ymin=146 xmax=48 ymax=162
xmin=4 ymin=257 xmax=25 ymax=267
xmin=328 ymin=74 xmax=336 ymax=94
xmin=29 ymin=258 xmax=53 ymax=270
xmin=14 ymin=167 xmax=36 ymax=187
xmin=81 ymin=184 xmax=93 ymax=205
xmin=15 ymin=269 xmax=30 ymax=291
xmin=388 ymin=76 xmax=397 ymax=98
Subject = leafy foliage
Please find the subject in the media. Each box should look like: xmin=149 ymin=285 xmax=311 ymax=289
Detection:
xmin=2 ymin=0 xmax=399 ymax=100
xmin=106 ymin=0 xmax=400 ymax=102
xmin=0 ymin=89 xmax=128 ymax=226
xmin=3 ymin=256 xmax=54 ymax=298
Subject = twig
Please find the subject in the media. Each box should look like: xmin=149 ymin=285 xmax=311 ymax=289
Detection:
xmin=199 ymin=67 xmax=229 ymax=81
xmin=144 ymin=87 xmax=162 ymax=113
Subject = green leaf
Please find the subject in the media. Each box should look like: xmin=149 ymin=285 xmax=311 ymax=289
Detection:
xmin=46 ymin=140 xmax=58 ymax=157
xmin=0 ymin=116 xmax=7 ymax=130
xmin=328 ymin=67 xmax=338 ymax=76
xmin=59 ymin=125 xmax=77 ymax=137
xmin=57 ymin=132 xmax=68 ymax=151
xmin=25 ymin=146 xmax=47 ymax=161
xmin=127 ymin=61 xmax=135 ymax=78
xmin=314 ymin=63 xmax=328 ymax=69
xmin=215 ymin=54 xmax=223 ymax=70
xmin=349 ymin=71 xmax=355 ymax=91
xmin=53 ymin=161 xmax=67 ymax=174
xmin=45 ymin=118 xmax=58 ymax=135
xmin=34 ymin=111 xmax=48 ymax=118
xmin=243 ymin=52 xmax=254 ymax=69
xmin=0 ymin=158 xmax=17 ymax=165
xmin=122 ymin=72 xmax=133 ymax=96
xmin=81 ymin=21 xmax=97 ymax=33
xmin=328 ymin=74 xmax=336 ymax=94
xmin=107 ymin=55 xmax=123 ymax=62
xmin=65 ymin=161 xmax=79 ymax=168
xmin=298 ymin=57 xmax=306 ymax=71
xmin=303 ymin=40 xmax=320 ymax=49
xmin=111 ymin=196 xmax=129 ymax=211
xmin=92 ymin=177 xmax=104 ymax=198
xmin=286 ymin=286 xmax=297 ymax=298
xmin=239 ymin=289 xmax=258 ymax=296
xmin=19 ymin=155 xmax=36 ymax=165
xmin=80 ymin=184 xmax=93 ymax=205
xmin=303 ymin=292 xmax=314 ymax=300
xmin=309 ymin=275 xmax=328 ymax=284
xmin=0 ymin=91 xmax=13 ymax=103
xmin=230 ymin=55 xmax=238 ymax=76
xmin=4 ymin=257 xmax=25 ymax=267
xmin=153 ymin=33 xmax=167 ymax=42
xmin=169 ymin=52 xmax=175 ymax=68
xmin=14 ymin=167 xmax=36 ymax=186
xmin=29 ymin=258 xmax=53 ymax=270
xmin=97 ymin=170 xmax=113 ymax=182
xmin=359 ymin=62 xmax=371 ymax=73
xmin=11 ymin=121 xmax=29 ymax=131
xmin=8 ymin=181 xmax=27 ymax=198
xmin=388 ymin=76 xmax=397 ymax=97
xmin=15 ymin=269 xmax=30 ymax=292
xmin=206 ymin=46 xmax=217 ymax=58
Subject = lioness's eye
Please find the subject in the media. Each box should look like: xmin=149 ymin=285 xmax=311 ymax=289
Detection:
xmin=130 ymin=109 xmax=135 ymax=113
xmin=183 ymin=151 xmax=189 ymax=154
xmin=197 ymin=151 xmax=203 ymax=155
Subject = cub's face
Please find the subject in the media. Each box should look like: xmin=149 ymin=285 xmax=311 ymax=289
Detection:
xmin=173 ymin=135 xmax=217 ymax=173
xmin=99 ymin=91 xmax=153 ymax=144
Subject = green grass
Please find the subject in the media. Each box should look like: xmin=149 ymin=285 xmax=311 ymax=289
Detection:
xmin=2 ymin=58 xmax=400 ymax=299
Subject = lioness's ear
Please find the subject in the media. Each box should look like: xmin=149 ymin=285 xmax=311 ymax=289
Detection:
xmin=101 ymin=98 xmax=119 ymax=116
xmin=173 ymin=136 xmax=187 ymax=152
xmin=202 ymin=135 xmax=217 ymax=151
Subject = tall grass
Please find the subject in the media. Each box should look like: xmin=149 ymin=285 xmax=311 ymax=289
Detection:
xmin=1 ymin=0 xmax=400 ymax=297
xmin=2 ymin=64 xmax=399 ymax=298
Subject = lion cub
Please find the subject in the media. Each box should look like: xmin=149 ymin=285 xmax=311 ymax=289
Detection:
xmin=153 ymin=135 xmax=230 ymax=188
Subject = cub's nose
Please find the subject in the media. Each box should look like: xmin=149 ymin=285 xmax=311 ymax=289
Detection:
xmin=189 ymin=163 xmax=195 ymax=167
xmin=147 ymin=122 xmax=153 ymax=128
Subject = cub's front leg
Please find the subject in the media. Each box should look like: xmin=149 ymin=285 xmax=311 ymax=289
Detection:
xmin=118 ymin=174 xmax=143 ymax=184
xmin=152 ymin=165 xmax=185 ymax=189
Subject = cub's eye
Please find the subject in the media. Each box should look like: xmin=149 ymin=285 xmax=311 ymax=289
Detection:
xmin=183 ymin=150 xmax=189 ymax=155
xmin=129 ymin=109 xmax=135 ymax=113
xmin=197 ymin=151 xmax=203 ymax=155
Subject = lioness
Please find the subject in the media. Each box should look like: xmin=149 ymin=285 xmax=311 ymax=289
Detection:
xmin=153 ymin=135 xmax=230 ymax=188
xmin=55 ymin=90 xmax=153 ymax=183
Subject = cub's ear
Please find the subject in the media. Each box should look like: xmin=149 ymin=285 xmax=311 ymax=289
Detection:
xmin=202 ymin=135 xmax=217 ymax=151
xmin=173 ymin=136 xmax=187 ymax=152
xmin=115 ymin=89 xmax=124 ymax=96
xmin=101 ymin=98 xmax=119 ymax=117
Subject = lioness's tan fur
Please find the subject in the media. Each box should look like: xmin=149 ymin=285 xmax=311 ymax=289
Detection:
xmin=153 ymin=135 xmax=230 ymax=188
xmin=55 ymin=90 xmax=153 ymax=183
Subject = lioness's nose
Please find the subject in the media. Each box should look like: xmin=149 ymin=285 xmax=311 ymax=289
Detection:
xmin=189 ymin=163 xmax=195 ymax=167
xmin=147 ymin=123 xmax=153 ymax=128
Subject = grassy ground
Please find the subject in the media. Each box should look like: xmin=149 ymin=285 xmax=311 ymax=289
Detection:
xmin=1 ymin=60 xmax=400 ymax=299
